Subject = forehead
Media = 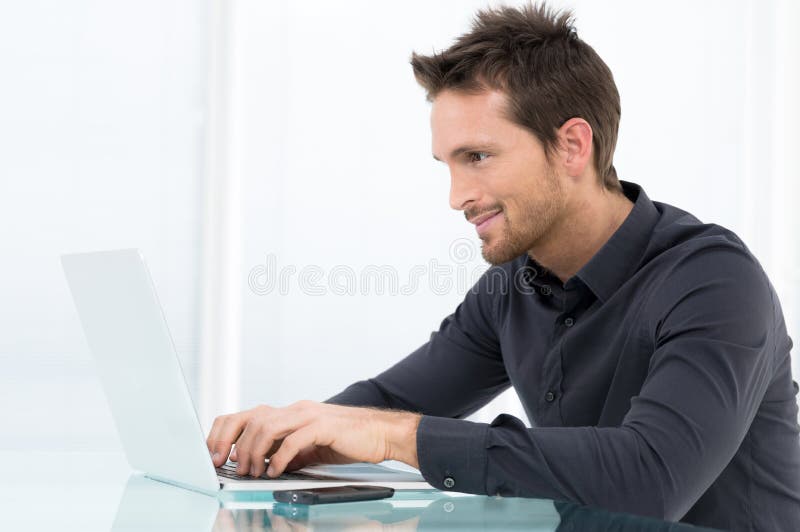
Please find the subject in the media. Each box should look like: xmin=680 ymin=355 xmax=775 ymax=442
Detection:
xmin=430 ymin=89 xmax=533 ymax=158
xmin=431 ymin=89 xmax=508 ymax=133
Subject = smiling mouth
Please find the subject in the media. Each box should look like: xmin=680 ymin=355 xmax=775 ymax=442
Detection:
xmin=472 ymin=210 xmax=502 ymax=236
xmin=468 ymin=209 xmax=502 ymax=226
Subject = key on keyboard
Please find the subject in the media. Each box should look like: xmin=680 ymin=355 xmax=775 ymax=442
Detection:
xmin=216 ymin=462 xmax=321 ymax=481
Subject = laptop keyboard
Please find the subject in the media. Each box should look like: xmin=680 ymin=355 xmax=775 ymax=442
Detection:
xmin=216 ymin=461 xmax=321 ymax=481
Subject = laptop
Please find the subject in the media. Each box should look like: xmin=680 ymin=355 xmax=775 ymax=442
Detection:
xmin=61 ymin=249 xmax=431 ymax=494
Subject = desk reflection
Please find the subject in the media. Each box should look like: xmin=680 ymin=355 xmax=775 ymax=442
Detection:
xmin=111 ymin=475 xmax=720 ymax=531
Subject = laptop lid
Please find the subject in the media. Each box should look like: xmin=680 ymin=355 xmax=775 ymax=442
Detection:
xmin=62 ymin=249 xmax=220 ymax=493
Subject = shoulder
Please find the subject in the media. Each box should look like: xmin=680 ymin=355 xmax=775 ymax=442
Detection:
xmin=642 ymin=201 xmax=764 ymax=290
xmin=641 ymin=204 xmax=776 ymax=340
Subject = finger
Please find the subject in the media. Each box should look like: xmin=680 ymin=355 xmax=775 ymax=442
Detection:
xmin=240 ymin=428 xmax=287 ymax=476
xmin=243 ymin=428 xmax=275 ymax=478
xmin=234 ymin=424 xmax=254 ymax=475
xmin=210 ymin=413 xmax=248 ymax=468
xmin=238 ymin=408 xmax=314 ymax=476
xmin=229 ymin=438 xmax=277 ymax=463
xmin=206 ymin=415 xmax=226 ymax=460
xmin=267 ymin=428 xmax=317 ymax=478
xmin=229 ymin=406 xmax=271 ymax=474
xmin=235 ymin=421 xmax=276 ymax=476
xmin=250 ymin=439 xmax=283 ymax=478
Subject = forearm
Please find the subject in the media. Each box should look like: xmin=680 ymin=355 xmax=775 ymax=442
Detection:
xmin=415 ymin=414 xmax=704 ymax=521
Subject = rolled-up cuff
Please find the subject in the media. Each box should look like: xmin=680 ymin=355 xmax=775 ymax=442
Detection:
xmin=416 ymin=415 xmax=489 ymax=494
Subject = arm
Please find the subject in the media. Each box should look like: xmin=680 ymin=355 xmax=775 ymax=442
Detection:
xmin=208 ymin=267 xmax=510 ymax=475
xmin=327 ymin=266 xmax=510 ymax=418
xmin=414 ymin=246 xmax=777 ymax=520
xmin=207 ymin=401 xmax=422 ymax=475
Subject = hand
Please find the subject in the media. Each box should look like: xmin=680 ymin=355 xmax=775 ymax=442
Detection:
xmin=206 ymin=401 xmax=421 ymax=478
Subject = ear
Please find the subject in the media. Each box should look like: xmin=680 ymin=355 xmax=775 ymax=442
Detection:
xmin=556 ymin=117 xmax=593 ymax=178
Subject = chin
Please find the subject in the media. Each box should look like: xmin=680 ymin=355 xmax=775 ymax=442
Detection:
xmin=480 ymin=239 xmax=522 ymax=265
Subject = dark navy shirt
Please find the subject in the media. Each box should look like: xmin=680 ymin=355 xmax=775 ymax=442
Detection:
xmin=329 ymin=181 xmax=800 ymax=531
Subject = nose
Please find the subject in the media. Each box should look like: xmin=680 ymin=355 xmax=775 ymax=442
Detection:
xmin=448 ymin=168 xmax=481 ymax=211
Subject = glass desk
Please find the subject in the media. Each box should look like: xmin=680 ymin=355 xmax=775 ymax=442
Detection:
xmin=123 ymin=475 xmax=722 ymax=531
xmin=0 ymin=451 xmax=721 ymax=531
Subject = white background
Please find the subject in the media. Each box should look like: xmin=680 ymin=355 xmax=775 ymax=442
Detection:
xmin=0 ymin=0 xmax=797 ymax=452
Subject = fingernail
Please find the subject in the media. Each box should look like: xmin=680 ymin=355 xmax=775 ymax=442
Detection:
xmin=250 ymin=466 xmax=256 ymax=477
xmin=267 ymin=465 xmax=275 ymax=477
xmin=212 ymin=452 xmax=220 ymax=462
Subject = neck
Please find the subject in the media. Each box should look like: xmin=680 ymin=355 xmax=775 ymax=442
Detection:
xmin=529 ymin=185 xmax=634 ymax=284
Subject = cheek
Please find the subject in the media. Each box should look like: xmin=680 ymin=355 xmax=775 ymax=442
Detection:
xmin=498 ymin=202 xmax=517 ymax=226
xmin=490 ymin=170 xmax=536 ymax=205
xmin=503 ymin=195 xmax=539 ymax=224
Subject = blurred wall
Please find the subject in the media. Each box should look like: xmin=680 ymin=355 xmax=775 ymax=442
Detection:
xmin=0 ymin=0 xmax=208 ymax=450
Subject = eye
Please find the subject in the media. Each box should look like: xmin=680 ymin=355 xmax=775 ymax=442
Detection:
xmin=468 ymin=152 xmax=490 ymax=163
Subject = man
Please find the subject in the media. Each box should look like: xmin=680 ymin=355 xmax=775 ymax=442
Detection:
xmin=206 ymin=4 xmax=800 ymax=530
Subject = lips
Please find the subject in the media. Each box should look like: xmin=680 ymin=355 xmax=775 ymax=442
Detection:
xmin=469 ymin=209 xmax=502 ymax=226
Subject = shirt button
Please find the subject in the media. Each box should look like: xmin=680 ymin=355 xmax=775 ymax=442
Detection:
xmin=443 ymin=476 xmax=456 ymax=489
xmin=564 ymin=317 xmax=575 ymax=327
xmin=545 ymin=391 xmax=556 ymax=403
xmin=540 ymin=285 xmax=552 ymax=296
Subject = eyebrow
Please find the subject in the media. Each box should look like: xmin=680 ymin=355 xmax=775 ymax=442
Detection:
xmin=432 ymin=144 xmax=496 ymax=162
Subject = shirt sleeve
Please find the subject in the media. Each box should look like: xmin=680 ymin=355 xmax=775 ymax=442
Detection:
xmin=327 ymin=266 xmax=510 ymax=418
xmin=415 ymin=245 xmax=778 ymax=521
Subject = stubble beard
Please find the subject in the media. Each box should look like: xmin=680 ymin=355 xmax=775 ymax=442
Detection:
xmin=479 ymin=169 xmax=564 ymax=266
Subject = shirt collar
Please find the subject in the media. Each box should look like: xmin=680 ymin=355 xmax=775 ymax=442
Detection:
xmin=523 ymin=181 xmax=660 ymax=303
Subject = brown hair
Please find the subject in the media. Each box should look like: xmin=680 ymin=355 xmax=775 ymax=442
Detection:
xmin=411 ymin=2 xmax=621 ymax=190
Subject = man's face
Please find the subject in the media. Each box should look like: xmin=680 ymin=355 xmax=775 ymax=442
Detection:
xmin=431 ymin=89 xmax=566 ymax=265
